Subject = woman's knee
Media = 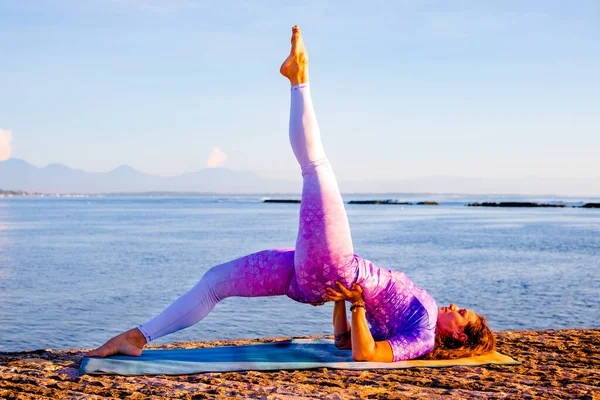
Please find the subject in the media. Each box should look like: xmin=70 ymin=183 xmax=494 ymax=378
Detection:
xmin=200 ymin=249 xmax=296 ymax=300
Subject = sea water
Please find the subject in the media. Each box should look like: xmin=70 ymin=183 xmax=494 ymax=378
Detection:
xmin=0 ymin=195 xmax=598 ymax=351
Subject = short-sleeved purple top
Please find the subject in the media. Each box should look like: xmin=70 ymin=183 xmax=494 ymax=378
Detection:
xmin=355 ymin=255 xmax=438 ymax=361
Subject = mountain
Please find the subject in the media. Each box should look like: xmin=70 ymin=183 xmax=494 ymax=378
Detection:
xmin=0 ymin=158 xmax=297 ymax=194
xmin=0 ymin=158 xmax=598 ymax=196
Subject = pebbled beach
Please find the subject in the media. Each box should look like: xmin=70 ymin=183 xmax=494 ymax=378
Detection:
xmin=1 ymin=329 xmax=598 ymax=399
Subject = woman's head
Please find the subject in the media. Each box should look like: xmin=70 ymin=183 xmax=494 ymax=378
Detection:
xmin=423 ymin=303 xmax=496 ymax=360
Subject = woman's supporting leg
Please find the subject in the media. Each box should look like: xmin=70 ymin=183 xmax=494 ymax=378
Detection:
xmin=281 ymin=26 xmax=356 ymax=303
xmin=86 ymin=249 xmax=296 ymax=356
xmin=137 ymin=249 xmax=295 ymax=342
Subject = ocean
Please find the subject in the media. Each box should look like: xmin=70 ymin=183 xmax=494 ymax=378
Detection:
xmin=0 ymin=194 xmax=598 ymax=352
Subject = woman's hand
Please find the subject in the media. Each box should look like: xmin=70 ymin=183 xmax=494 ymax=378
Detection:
xmin=323 ymin=281 xmax=364 ymax=303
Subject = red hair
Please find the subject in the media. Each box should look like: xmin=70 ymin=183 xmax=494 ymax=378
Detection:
xmin=423 ymin=314 xmax=496 ymax=360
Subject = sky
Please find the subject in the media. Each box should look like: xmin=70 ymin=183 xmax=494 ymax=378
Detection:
xmin=1 ymin=0 xmax=598 ymax=182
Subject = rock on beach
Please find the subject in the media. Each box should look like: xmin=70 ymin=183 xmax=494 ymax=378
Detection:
xmin=1 ymin=329 xmax=598 ymax=399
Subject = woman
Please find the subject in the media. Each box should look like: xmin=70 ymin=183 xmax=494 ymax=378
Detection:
xmin=86 ymin=26 xmax=496 ymax=362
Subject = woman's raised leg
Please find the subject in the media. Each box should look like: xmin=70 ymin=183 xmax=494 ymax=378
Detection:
xmin=85 ymin=26 xmax=350 ymax=358
xmin=281 ymin=26 xmax=357 ymax=303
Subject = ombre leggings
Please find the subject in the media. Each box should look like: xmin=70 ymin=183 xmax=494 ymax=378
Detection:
xmin=138 ymin=84 xmax=358 ymax=342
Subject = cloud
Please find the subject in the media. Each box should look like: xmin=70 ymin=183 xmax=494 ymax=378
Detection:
xmin=206 ymin=147 xmax=226 ymax=168
xmin=0 ymin=130 xmax=13 ymax=161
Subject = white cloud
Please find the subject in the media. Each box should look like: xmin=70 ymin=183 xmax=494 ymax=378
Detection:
xmin=0 ymin=130 xmax=13 ymax=161
xmin=206 ymin=147 xmax=226 ymax=168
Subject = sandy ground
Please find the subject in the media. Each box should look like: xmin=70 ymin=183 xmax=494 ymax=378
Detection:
xmin=1 ymin=329 xmax=598 ymax=399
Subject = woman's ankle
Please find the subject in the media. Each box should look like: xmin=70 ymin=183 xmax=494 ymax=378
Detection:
xmin=128 ymin=327 xmax=148 ymax=347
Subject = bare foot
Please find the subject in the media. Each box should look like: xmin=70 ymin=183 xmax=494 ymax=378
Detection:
xmin=84 ymin=327 xmax=147 ymax=358
xmin=280 ymin=25 xmax=309 ymax=86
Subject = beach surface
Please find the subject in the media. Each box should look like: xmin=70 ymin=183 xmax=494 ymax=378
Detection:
xmin=1 ymin=329 xmax=597 ymax=399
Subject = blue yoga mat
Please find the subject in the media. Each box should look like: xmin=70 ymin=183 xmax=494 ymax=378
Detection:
xmin=79 ymin=338 xmax=520 ymax=376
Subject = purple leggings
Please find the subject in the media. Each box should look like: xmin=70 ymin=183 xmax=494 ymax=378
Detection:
xmin=138 ymin=84 xmax=358 ymax=342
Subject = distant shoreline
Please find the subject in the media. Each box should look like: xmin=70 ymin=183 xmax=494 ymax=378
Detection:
xmin=0 ymin=189 xmax=34 ymax=197
xmin=2 ymin=191 xmax=599 ymax=208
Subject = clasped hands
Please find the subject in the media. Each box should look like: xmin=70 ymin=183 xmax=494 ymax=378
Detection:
xmin=309 ymin=281 xmax=364 ymax=306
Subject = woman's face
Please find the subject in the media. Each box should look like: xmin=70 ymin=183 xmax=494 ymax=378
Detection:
xmin=437 ymin=303 xmax=477 ymax=341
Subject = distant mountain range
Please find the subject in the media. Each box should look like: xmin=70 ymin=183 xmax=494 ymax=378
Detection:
xmin=0 ymin=158 xmax=297 ymax=194
xmin=0 ymin=158 xmax=598 ymax=196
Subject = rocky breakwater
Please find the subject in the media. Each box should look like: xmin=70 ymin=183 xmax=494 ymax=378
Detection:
xmin=264 ymin=199 xmax=301 ymax=204
xmin=469 ymin=202 xmax=600 ymax=209
xmin=468 ymin=202 xmax=567 ymax=208
xmin=1 ymin=329 xmax=598 ymax=399
xmin=581 ymin=203 xmax=600 ymax=208
xmin=347 ymin=200 xmax=439 ymax=205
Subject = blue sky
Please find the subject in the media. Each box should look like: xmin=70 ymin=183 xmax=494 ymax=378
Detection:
xmin=1 ymin=0 xmax=598 ymax=181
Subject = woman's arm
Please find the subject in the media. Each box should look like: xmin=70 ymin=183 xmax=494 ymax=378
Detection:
xmin=349 ymin=303 xmax=393 ymax=362
xmin=332 ymin=300 xmax=352 ymax=349
xmin=324 ymin=282 xmax=394 ymax=362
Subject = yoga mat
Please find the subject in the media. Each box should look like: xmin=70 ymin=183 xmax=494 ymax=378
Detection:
xmin=79 ymin=338 xmax=520 ymax=376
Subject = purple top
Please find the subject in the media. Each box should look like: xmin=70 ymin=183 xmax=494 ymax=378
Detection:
xmin=355 ymin=255 xmax=438 ymax=361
